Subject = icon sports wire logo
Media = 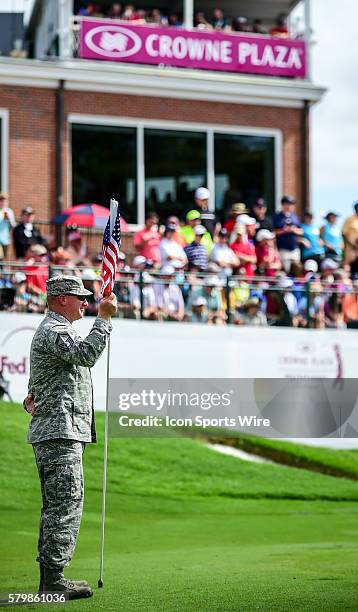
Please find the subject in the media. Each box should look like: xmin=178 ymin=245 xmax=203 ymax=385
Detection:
xmin=117 ymin=389 xmax=233 ymax=412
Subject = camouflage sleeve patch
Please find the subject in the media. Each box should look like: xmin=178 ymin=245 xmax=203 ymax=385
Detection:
xmin=55 ymin=333 xmax=76 ymax=352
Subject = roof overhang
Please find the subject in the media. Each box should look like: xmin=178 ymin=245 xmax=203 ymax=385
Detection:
xmin=0 ymin=57 xmax=325 ymax=109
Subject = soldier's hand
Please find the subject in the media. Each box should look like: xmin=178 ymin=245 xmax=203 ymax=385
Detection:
xmin=99 ymin=293 xmax=118 ymax=319
xmin=24 ymin=392 xmax=36 ymax=416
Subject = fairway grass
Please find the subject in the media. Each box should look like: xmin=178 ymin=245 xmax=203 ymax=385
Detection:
xmin=1 ymin=402 xmax=358 ymax=611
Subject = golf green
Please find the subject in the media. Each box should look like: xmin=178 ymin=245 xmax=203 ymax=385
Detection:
xmin=1 ymin=401 xmax=358 ymax=611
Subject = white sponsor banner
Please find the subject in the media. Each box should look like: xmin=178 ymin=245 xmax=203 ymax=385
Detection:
xmin=0 ymin=313 xmax=357 ymax=408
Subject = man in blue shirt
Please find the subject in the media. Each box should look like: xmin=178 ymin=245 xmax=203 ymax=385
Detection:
xmin=301 ymin=210 xmax=325 ymax=267
xmin=320 ymin=211 xmax=342 ymax=262
xmin=273 ymin=195 xmax=303 ymax=273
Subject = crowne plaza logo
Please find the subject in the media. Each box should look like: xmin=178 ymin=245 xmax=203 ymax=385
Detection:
xmin=84 ymin=25 xmax=142 ymax=58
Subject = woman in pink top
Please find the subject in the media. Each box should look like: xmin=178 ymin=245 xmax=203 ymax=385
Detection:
xmin=230 ymin=226 xmax=257 ymax=278
xmin=133 ymin=213 xmax=161 ymax=264
xmin=255 ymin=229 xmax=282 ymax=277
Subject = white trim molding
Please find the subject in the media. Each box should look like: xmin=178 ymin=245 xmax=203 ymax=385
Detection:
xmin=68 ymin=114 xmax=283 ymax=221
xmin=0 ymin=108 xmax=9 ymax=194
xmin=0 ymin=57 xmax=326 ymax=109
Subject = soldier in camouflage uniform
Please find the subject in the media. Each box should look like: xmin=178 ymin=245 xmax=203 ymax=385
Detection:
xmin=24 ymin=276 xmax=117 ymax=600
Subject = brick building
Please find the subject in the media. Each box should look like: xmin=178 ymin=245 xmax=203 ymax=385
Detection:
xmin=0 ymin=0 xmax=325 ymax=241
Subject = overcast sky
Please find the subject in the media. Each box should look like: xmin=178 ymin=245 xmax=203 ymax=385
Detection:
xmin=311 ymin=0 xmax=358 ymax=223
xmin=1 ymin=0 xmax=357 ymax=222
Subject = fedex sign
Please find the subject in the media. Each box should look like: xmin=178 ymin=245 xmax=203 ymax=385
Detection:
xmin=81 ymin=20 xmax=306 ymax=78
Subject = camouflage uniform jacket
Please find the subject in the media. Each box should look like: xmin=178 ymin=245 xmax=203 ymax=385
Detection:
xmin=27 ymin=311 xmax=112 ymax=444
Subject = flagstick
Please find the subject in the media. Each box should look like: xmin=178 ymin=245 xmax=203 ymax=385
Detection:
xmin=98 ymin=198 xmax=118 ymax=589
xmin=98 ymin=334 xmax=111 ymax=589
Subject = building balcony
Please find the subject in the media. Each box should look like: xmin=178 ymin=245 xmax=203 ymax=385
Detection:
xmin=26 ymin=0 xmax=313 ymax=81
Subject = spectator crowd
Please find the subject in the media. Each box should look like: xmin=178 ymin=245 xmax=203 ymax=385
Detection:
xmin=76 ymin=2 xmax=293 ymax=38
xmin=1 ymin=188 xmax=358 ymax=329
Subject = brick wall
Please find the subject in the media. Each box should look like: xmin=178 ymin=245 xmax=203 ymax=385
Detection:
xmin=0 ymin=83 xmax=304 ymax=229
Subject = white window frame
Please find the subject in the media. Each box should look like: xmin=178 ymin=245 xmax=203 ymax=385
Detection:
xmin=0 ymin=109 xmax=9 ymax=194
xmin=68 ymin=114 xmax=282 ymax=227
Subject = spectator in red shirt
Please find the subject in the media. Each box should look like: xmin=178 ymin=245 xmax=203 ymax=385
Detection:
xmin=230 ymin=225 xmax=257 ymax=277
xmin=134 ymin=213 xmax=161 ymax=264
xmin=255 ymin=229 xmax=282 ymax=277
xmin=270 ymin=13 xmax=289 ymax=38
xmin=25 ymin=244 xmax=49 ymax=295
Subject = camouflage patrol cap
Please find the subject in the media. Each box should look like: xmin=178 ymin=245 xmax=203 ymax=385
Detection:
xmin=46 ymin=275 xmax=93 ymax=296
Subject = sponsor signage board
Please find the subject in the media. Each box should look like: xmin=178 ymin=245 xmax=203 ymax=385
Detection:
xmin=80 ymin=19 xmax=306 ymax=79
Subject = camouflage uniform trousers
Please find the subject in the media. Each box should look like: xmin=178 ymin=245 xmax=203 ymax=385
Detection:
xmin=32 ymin=439 xmax=85 ymax=570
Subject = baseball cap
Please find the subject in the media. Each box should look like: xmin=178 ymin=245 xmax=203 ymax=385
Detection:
xmin=22 ymin=206 xmax=34 ymax=215
xmin=192 ymin=296 xmax=207 ymax=307
xmin=195 ymin=187 xmax=210 ymax=201
xmin=219 ymin=228 xmax=228 ymax=237
xmin=303 ymin=259 xmax=318 ymax=273
xmin=165 ymin=223 xmax=177 ymax=232
xmin=13 ymin=272 xmax=26 ymax=283
xmin=321 ymin=258 xmax=338 ymax=271
xmin=160 ymin=264 xmax=175 ymax=275
xmin=237 ymin=214 xmax=256 ymax=226
xmin=81 ymin=268 xmax=98 ymax=281
xmin=256 ymin=229 xmax=275 ymax=242
xmin=253 ymin=197 xmax=266 ymax=208
xmin=46 ymin=275 xmax=92 ymax=297
xmin=232 ymin=202 xmax=248 ymax=214
xmin=205 ymin=276 xmax=219 ymax=287
xmin=194 ymin=225 xmax=206 ymax=236
xmin=30 ymin=244 xmax=47 ymax=255
xmin=281 ymin=195 xmax=295 ymax=205
xmin=133 ymin=255 xmax=147 ymax=266
xmin=186 ymin=210 xmax=201 ymax=221
xmin=278 ymin=277 xmax=293 ymax=289
xmin=324 ymin=211 xmax=340 ymax=219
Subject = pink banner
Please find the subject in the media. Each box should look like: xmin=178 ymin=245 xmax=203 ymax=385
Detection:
xmin=80 ymin=19 xmax=306 ymax=79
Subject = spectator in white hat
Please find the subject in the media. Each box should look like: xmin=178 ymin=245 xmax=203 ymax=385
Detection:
xmin=189 ymin=276 xmax=225 ymax=324
xmin=190 ymin=295 xmax=208 ymax=323
xmin=230 ymin=225 xmax=257 ymax=278
xmin=155 ymin=264 xmax=185 ymax=321
xmin=210 ymin=228 xmax=238 ymax=276
xmin=160 ymin=224 xmax=187 ymax=269
xmin=255 ymin=229 xmax=281 ymax=277
xmin=193 ymin=186 xmax=220 ymax=239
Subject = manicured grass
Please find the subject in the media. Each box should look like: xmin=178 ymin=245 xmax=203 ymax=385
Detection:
xmin=1 ymin=401 xmax=358 ymax=611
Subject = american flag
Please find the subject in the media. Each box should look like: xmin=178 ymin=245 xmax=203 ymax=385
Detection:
xmin=101 ymin=200 xmax=121 ymax=297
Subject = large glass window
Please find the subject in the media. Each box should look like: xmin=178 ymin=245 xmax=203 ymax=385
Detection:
xmin=71 ymin=122 xmax=276 ymax=224
xmin=214 ymin=133 xmax=275 ymax=218
xmin=144 ymin=129 xmax=207 ymax=221
xmin=71 ymin=124 xmax=137 ymax=223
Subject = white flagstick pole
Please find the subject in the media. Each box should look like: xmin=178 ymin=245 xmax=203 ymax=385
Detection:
xmin=98 ymin=198 xmax=118 ymax=589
